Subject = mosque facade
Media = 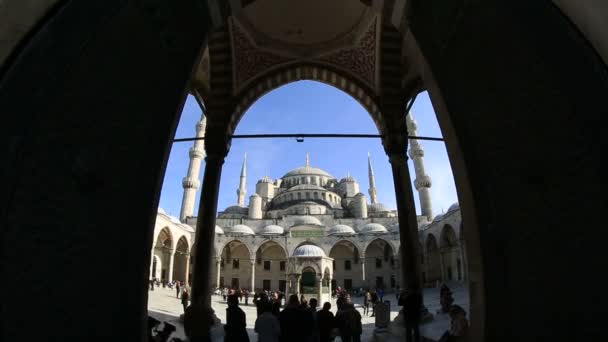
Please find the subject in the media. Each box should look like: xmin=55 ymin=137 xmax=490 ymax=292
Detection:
xmin=151 ymin=113 xmax=466 ymax=303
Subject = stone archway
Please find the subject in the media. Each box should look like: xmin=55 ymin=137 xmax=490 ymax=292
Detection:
xmin=364 ymin=238 xmax=395 ymax=290
xmin=254 ymin=240 xmax=287 ymax=292
xmin=172 ymin=236 xmax=190 ymax=283
xmin=425 ymin=234 xmax=441 ymax=285
xmin=329 ymin=240 xmax=362 ymax=291
xmin=219 ymin=240 xmax=252 ymax=290
xmin=440 ymin=224 xmax=460 ymax=282
xmin=154 ymin=228 xmax=173 ymax=282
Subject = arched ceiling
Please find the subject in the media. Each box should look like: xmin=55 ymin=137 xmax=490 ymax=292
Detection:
xmin=241 ymin=0 xmax=368 ymax=46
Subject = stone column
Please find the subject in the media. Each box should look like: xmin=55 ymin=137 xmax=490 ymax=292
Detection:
xmin=250 ymin=260 xmax=256 ymax=291
xmin=190 ymin=132 xmax=229 ymax=306
xmin=383 ymin=130 xmax=423 ymax=297
xmin=167 ymin=249 xmax=175 ymax=282
xmin=361 ymin=257 xmax=366 ymax=283
xmin=317 ymin=276 xmax=323 ymax=302
xmin=216 ymin=259 xmax=222 ymax=287
xmin=184 ymin=253 xmax=191 ymax=284
xmin=439 ymin=250 xmax=446 ymax=282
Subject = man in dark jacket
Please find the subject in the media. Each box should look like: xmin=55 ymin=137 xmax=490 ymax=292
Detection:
xmin=279 ymin=294 xmax=312 ymax=342
xmin=225 ymin=294 xmax=249 ymax=342
xmin=317 ymin=302 xmax=336 ymax=342
xmin=400 ymin=290 xmax=422 ymax=342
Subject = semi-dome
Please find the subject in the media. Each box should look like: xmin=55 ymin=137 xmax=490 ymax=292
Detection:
xmin=368 ymin=203 xmax=390 ymax=212
xmin=328 ymin=224 xmax=356 ymax=236
xmin=226 ymin=224 xmax=255 ymax=236
xmin=448 ymin=202 xmax=460 ymax=212
xmin=259 ymin=225 xmax=284 ymax=236
xmin=433 ymin=214 xmax=444 ymax=222
xmin=360 ymin=223 xmax=388 ymax=235
xmin=282 ymin=166 xmax=333 ymax=178
xmin=293 ymin=244 xmax=326 ymax=257
xmin=223 ymin=205 xmax=249 ymax=215
xmin=215 ymin=225 xmax=224 ymax=234
xmin=290 ymin=215 xmax=324 ymax=227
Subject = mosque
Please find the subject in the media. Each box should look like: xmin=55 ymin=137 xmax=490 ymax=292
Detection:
xmin=151 ymin=112 xmax=466 ymax=303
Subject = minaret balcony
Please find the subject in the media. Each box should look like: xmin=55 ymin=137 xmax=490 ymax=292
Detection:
xmin=182 ymin=177 xmax=200 ymax=189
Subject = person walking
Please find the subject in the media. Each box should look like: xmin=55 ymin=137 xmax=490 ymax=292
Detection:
xmin=176 ymin=280 xmax=181 ymax=298
xmin=225 ymin=294 xmax=249 ymax=342
xmin=255 ymin=302 xmax=281 ymax=342
xmin=363 ymin=291 xmax=371 ymax=316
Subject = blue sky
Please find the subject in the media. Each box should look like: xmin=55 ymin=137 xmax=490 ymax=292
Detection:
xmin=159 ymin=81 xmax=458 ymax=218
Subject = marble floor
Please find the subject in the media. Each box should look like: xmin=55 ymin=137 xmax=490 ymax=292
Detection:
xmin=148 ymin=283 xmax=469 ymax=341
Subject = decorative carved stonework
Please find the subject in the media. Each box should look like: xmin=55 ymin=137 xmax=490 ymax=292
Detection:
xmin=231 ymin=19 xmax=292 ymax=90
xmin=318 ymin=17 xmax=377 ymax=86
xmin=414 ymin=176 xmax=432 ymax=190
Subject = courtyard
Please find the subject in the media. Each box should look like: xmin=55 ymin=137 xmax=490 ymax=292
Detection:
xmin=148 ymin=283 xmax=469 ymax=341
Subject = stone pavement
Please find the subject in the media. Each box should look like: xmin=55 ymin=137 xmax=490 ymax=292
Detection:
xmin=148 ymin=283 xmax=469 ymax=341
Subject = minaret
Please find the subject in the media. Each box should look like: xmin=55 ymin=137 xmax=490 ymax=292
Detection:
xmin=406 ymin=111 xmax=434 ymax=221
xmin=236 ymin=153 xmax=247 ymax=206
xmin=179 ymin=115 xmax=206 ymax=221
xmin=367 ymin=152 xmax=378 ymax=204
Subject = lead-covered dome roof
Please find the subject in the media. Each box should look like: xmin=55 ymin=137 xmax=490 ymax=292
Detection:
xmin=259 ymin=225 xmax=284 ymax=236
xmin=448 ymin=202 xmax=460 ymax=212
xmin=328 ymin=224 xmax=356 ymax=236
xmin=225 ymin=224 xmax=255 ymax=236
xmin=293 ymin=244 xmax=326 ymax=257
xmin=359 ymin=223 xmax=388 ymax=235
xmin=282 ymin=166 xmax=333 ymax=178
xmin=223 ymin=205 xmax=249 ymax=215
xmin=290 ymin=216 xmax=324 ymax=227
xmin=368 ymin=203 xmax=390 ymax=213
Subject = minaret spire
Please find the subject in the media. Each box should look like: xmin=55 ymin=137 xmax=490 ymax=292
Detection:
xmin=407 ymin=111 xmax=434 ymax=220
xmin=367 ymin=152 xmax=378 ymax=204
xmin=179 ymin=115 xmax=206 ymax=221
xmin=237 ymin=153 xmax=247 ymax=206
xmin=305 ymin=153 xmax=310 ymax=167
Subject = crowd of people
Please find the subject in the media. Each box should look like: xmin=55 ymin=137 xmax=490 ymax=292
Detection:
xmin=151 ymin=279 xmax=468 ymax=342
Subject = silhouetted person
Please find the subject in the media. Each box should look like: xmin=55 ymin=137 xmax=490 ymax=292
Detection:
xmin=184 ymin=301 xmax=216 ymax=342
xmin=255 ymin=302 xmax=281 ymax=342
xmin=439 ymin=305 xmax=468 ymax=342
xmin=225 ymin=294 xmax=249 ymax=341
xmin=317 ymin=302 xmax=336 ymax=342
xmin=335 ymin=302 xmax=361 ymax=342
xmin=176 ymin=281 xmax=181 ymax=298
xmin=181 ymin=288 xmax=190 ymax=314
xmin=245 ymin=289 xmax=250 ymax=305
xmin=279 ymin=294 xmax=313 ymax=342
xmin=400 ymin=290 xmax=422 ymax=342
xmin=307 ymin=298 xmax=320 ymax=342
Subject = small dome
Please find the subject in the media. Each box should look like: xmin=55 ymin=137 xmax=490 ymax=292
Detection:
xmin=389 ymin=223 xmax=400 ymax=232
xmin=448 ymin=202 xmax=460 ymax=212
xmin=259 ymin=225 xmax=284 ymax=236
xmin=293 ymin=244 xmax=326 ymax=257
xmin=328 ymin=224 xmax=356 ymax=236
xmin=290 ymin=216 xmax=323 ymax=227
xmin=168 ymin=215 xmax=181 ymax=224
xmin=368 ymin=203 xmax=389 ymax=212
xmin=258 ymin=176 xmax=273 ymax=183
xmin=215 ymin=225 xmax=224 ymax=234
xmin=433 ymin=214 xmax=444 ymax=222
xmin=223 ymin=205 xmax=249 ymax=215
xmin=158 ymin=208 xmax=166 ymax=215
xmin=340 ymin=175 xmax=357 ymax=183
xmin=360 ymin=223 xmax=388 ymax=235
xmin=354 ymin=192 xmax=366 ymax=197
xmin=251 ymin=193 xmax=261 ymax=198
xmin=226 ymin=224 xmax=255 ymax=236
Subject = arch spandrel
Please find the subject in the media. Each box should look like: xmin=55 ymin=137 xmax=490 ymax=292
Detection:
xmin=218 ymin=239 xmax=254 ymax=261
xmin=363 ymin=237 xmax=397 ymax=256
xmin=255 ymin=239 xmax=288 ymax=258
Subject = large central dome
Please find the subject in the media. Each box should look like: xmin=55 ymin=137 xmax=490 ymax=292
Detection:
xmin=282 ymin=165 xmax=333 ymax=179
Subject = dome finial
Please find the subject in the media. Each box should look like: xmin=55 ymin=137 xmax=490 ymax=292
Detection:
xmin=305 ymin=152 xmax=310 ymax=167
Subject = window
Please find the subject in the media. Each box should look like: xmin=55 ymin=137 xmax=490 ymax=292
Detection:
xmin=233 ymin=258 xmax=240 ymax=269
xmin=280 ymin=261 xmax=286 ymax=271
xmin=390 ymin=275 xmax=396 ymax=288
xmin=376 ymin=258 xmax=382 ymax=269
xmin=344 ymin=260 xmax=351 ymax=270
xmin=264 ymin=260 xmax=271 ymax=270
xmin=306 ymin=192 xmax=310 ymax=199
xmin=263 ymin=279 xmax=271 ymax=291
xmin=333 ymin=260 xmax=336 ymax=270
xmin=297 ymin=193 xmax=302 ymax=200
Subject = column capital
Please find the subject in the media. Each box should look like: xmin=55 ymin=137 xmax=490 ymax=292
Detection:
xmin=203 ymin=119 xmax=231 ymax=159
